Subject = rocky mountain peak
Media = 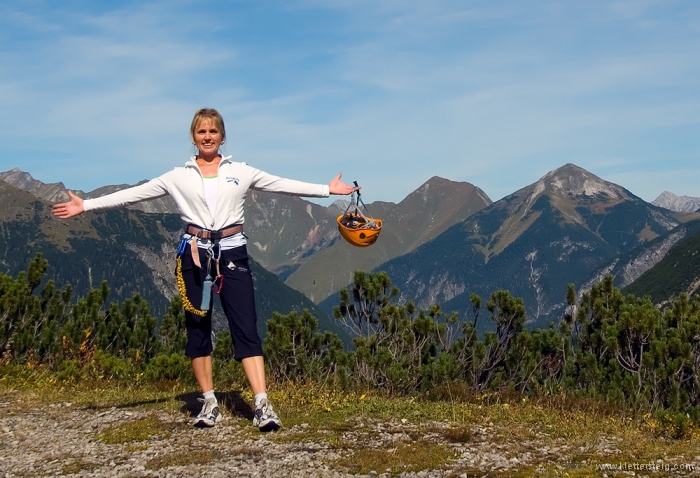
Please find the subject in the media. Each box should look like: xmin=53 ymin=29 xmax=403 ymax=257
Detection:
xmin=0 ymin=167 xmax=182 ymax=214
xmin=401 ymin=176 xmax=491 ymax=207
xmin=414 ymin=176 xmax=452 ymax=201
xmin=1 ymin=168 xmax=54 ymax=189
xmin=537 ymin=163 xmax=627 ymax=199
xmin=652 ymin=191 xmax=700 ymax=212
xmin=327 ymin=199 xmax=351 ymax=216
xmin=0 ymin=168 xmax=69 ymax=203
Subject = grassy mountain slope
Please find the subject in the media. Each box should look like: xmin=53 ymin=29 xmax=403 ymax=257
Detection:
xmin=243 ymin=190 xmax=340 ymax=275
xmin=285 ymin=176 xmax=492 ymax=302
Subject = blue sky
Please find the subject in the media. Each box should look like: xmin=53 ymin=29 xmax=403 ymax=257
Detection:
xmin=1 ymin=0 xmax=698 ymax=205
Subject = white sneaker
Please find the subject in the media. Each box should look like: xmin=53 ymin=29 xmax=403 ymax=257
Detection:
xmin=193 ymin=398 xmax=222 ymax=427
xmin=253 ymin=398 xmax=281 ymax=432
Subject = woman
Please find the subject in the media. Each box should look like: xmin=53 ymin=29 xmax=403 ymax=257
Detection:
xmin=52 ymin=108 xmax=357 ymax=431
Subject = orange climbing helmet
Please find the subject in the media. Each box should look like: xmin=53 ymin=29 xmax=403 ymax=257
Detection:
xmin=337 ymin=182 xmax=382 ymax=247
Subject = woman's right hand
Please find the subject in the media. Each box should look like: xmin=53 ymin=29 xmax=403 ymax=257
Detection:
xmin=328 ymin=173 xmax=359 ymax=195
xmin=52 ymin=191 xmax=85 ymax=219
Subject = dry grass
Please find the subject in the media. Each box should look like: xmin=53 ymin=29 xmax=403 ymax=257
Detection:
xmin=0 ymin=364 xmax=190 ymax=414
xmin=336 ymin=442 xmax=459 ymax=475
xmin=96 ymin=417 xmax=185 ymax=444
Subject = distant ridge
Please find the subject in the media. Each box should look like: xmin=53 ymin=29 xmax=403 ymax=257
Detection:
xmin=0 ymin=168 xmax=178 ymax=213
xmin=652 ymin=191 xmax=700 ymax=213
xmin=0 ymin=168 xmax=70 ymax=203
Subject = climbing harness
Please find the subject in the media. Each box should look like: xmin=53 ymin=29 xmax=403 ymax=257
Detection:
xmin=337 ymin=181 xmax=382 ymax=247
xmin=185 ymin=223 xmax=243 ymax=240
xmin=175 ymin=224 xmax=240 ymax=316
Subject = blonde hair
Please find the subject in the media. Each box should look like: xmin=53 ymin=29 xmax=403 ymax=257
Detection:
xmin=190 ymin=108 xmax=226 ymax=143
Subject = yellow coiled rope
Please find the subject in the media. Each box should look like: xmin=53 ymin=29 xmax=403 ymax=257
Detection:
xmin=175 ymin=256 xmax=207 ymax=317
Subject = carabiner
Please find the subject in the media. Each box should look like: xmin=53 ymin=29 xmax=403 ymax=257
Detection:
xmin=212 ymin=274 xmax=224 ymax=294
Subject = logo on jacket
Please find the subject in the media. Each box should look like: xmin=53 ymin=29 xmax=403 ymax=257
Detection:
xmin=226 ymin=177 xmax=239 ymax=185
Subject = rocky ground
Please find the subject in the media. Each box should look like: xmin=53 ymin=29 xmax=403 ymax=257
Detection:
xmin=2 ymin=390 xmax=700 ymax=477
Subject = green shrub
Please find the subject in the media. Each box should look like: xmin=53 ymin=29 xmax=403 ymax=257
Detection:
xmin=93 ymin=350 xmax=135 ymax=380
xmin=145 ymin=353 xmax=191 ymax=381
xmin=56 ymin=359 xmax=84 ymax=383
xmin=656 ymin=410 xmax=692 ymax=439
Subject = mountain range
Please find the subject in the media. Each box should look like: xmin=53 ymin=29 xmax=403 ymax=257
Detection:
xmin=354 ymin=164 xmax=700 ymax=329
xmin=0 ymin=168 xmax=492 ymax=305
xmin=3 ymin=164 xmax=700 ymax=335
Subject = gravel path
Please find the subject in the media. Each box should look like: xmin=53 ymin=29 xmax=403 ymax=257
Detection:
xmin=2 ymin=391 xmax=700 ymax=477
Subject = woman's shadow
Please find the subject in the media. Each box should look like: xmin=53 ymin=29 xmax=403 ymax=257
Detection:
xmin=176 ymin=390 xmax=255 ymax=422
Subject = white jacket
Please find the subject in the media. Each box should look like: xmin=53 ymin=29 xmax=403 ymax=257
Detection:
xmin=83 ymin=156 xmax=330 ymax=230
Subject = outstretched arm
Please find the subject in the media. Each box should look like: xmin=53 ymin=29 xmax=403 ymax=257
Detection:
xmin=52 ymin=191 xmax=84 ymax=219
xmin=329 ymin=173 xmax=360 ymax=195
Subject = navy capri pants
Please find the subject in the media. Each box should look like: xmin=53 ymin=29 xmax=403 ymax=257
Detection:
xmin=179 ymin=244 xmax=263 ymax=361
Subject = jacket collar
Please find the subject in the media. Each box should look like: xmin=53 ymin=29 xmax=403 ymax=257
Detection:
xmin=185 ymin=155 xmax=233 ymax=168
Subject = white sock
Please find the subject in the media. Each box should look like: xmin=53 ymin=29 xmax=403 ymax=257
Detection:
xmin=254 ymin=392 xmax=268 ymax=407
xmin=203 ymin=390 xmax=217 ymax=402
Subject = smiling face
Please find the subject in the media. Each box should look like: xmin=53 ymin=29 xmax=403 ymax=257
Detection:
xmin=193 ymin=117 xmax=223 ymax=159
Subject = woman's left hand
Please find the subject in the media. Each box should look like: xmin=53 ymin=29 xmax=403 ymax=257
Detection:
xmin=52 ymin=191 xmax=85 ymax=219
xmin=329 ymin=173 xmax=360 ymax=195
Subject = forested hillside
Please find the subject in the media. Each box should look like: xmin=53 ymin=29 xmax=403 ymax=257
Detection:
xmin=624 ymin=227 xmax=700 ymax=305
